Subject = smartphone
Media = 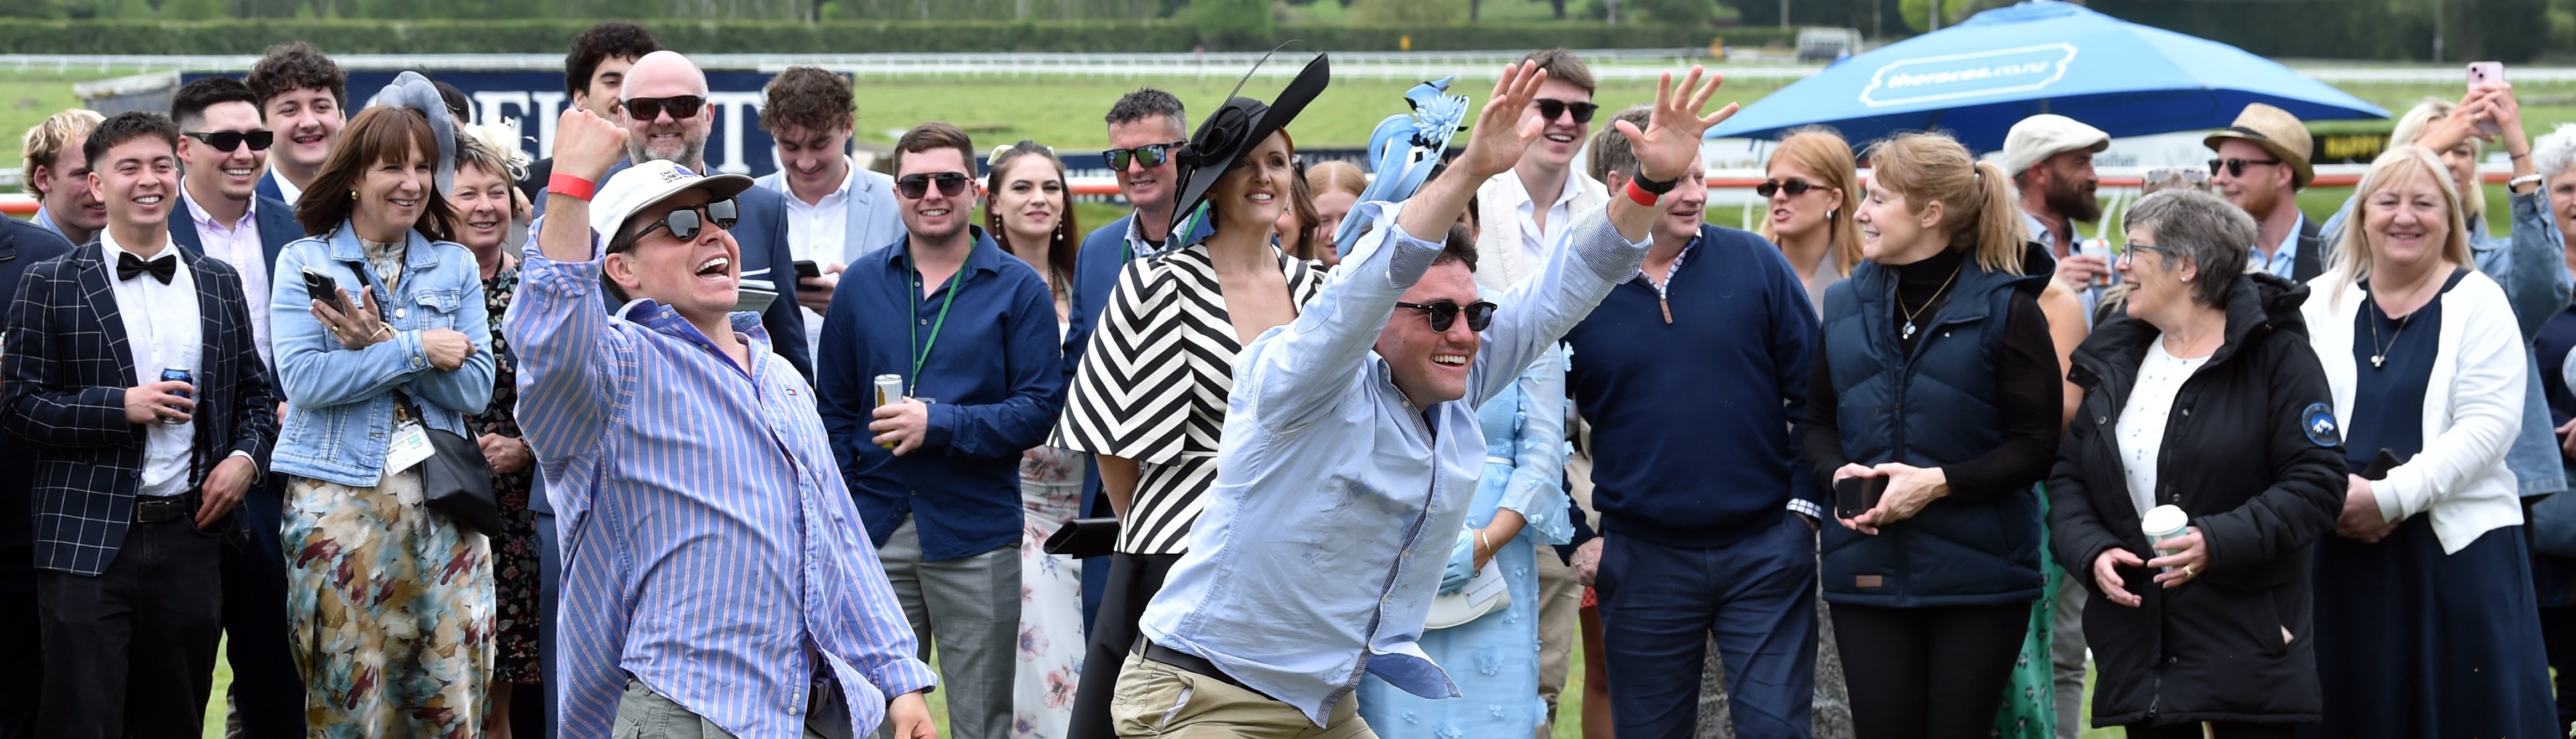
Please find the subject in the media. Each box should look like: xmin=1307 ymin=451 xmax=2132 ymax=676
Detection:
xmin=2469 ymin=61 xmax=2506 ymax=136
xmin=792 ymin=259 xmax=822 ymax=280
xmin=1834 ymin=476 xmax=1890 ymax=521
xmin=301 ymin=267 xmax=347 ymax=313
xmin=2360 ymin=448 xmax=2405 ymax=481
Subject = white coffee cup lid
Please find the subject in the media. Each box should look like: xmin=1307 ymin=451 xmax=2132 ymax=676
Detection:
xmin=2141 ymin=504 xmax=2189 ymax=536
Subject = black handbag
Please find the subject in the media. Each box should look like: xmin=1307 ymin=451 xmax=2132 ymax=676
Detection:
xmin=1043 ymin=517 xmax=1120 ymax=558
xmin=402 ymin=393 xmax=505 ymax=537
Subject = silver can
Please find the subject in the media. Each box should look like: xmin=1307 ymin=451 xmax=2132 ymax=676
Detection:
xmin=873 ymin=374 xmax=905 ymax=449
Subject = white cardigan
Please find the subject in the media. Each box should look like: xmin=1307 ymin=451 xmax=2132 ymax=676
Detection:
xmin=2304 ymin=269 xmax=2527 ymax=554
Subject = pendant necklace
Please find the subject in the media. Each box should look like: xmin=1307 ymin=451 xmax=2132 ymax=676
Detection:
xmin=2366 ymin=298 xmax=2412 ymax=368
xmin=1898 ymin=260 xmax=1965 ymax=341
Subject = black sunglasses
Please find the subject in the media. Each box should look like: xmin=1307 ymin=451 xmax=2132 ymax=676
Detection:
xmin=1755 ymin=179 xmax=1819 ymax=198
xmin=1534 ymin=98 xmax=1599 ymax=124
xmin=1105 ymin=141 xmax=1188 ymax=172
xmin=1396 ymin=300 xmax=1499 ymax=333
xmin=896 ymin=172 xmax=973 ymax=199
xmin=183 ymin=130 xmax=274 ymax=153
xmin=620 ymin=95 xmax=706 ymax=121
xmin=2208 ymin=157 xmax=2283 ymax=178
xmin=625 ymin=198 xmax=739 ymax=248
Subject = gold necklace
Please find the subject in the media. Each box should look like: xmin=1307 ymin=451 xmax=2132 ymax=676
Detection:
xmin=1898 ymin=260 xmax=1965 ymax=341
xmin=2366 ymin=299 xmax=2414 ymax=368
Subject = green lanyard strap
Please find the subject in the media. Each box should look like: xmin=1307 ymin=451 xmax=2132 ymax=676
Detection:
xmin=906 ymin=242 xmax=972 ymax=397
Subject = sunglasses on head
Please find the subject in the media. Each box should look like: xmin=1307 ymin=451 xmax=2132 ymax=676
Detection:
xmin=1105 ymin=141 xmax=1187 ymax=172
xmin=183 ymin=130 xmax=274 ymax=153
xmin=619 ymin=95 xmax=706 ymax=121
xmin=1396 ymin=300 xmax=1499 ymax=333
xmin=1755 ymin=179 xmax=1819 ymax=198
xmin=623 ymin=198 xmax=739 ymax=248
xmin=896 ymin=172 xmax=973 ymax=199
xmin=1534 ymin=98 xmax=1599 ymax=124
xmin=2208 ymin=157 xmax=2283 ymax=178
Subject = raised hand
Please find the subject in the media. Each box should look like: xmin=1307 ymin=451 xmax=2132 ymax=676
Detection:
xmin=1451 ymin=61 xmax=1551 ymax=181
xmin=1614 ymin=66 xmax=1739 ymax=185
xmin=552 ymin=107 xmax=629 ymax=183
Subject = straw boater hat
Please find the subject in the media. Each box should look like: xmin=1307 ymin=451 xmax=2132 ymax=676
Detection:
xmin=1167 ymin=54 xmax=1332 ymax=240
xmin=2204 ymin=103 xmax=2315 ymax=189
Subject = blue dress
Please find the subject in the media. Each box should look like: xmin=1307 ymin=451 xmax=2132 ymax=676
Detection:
xmin=1356 ymin=347 xmax=1575 ymax=738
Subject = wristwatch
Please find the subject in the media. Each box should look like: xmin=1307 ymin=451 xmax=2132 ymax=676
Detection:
xmin=2511 ymin=173 xmax=2545 ymax=193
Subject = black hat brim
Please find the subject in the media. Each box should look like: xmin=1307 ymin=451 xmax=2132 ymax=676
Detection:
xmin=1166 ymin=54 xmax=1332 ymax=240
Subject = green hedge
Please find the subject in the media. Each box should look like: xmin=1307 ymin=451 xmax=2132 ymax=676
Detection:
xmin=0 ymin=18 xmax=1793 ymax=54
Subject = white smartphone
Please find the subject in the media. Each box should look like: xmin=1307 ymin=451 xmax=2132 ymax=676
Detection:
xmin=2469 ymin=61 xmax=2506 ymax=136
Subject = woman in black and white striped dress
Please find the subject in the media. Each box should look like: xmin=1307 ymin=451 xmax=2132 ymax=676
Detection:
xmin=1053 ymin=83 xmax=1327 ymax=739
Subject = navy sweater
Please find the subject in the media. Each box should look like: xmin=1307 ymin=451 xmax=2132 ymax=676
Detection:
xmin=1562 ymin=225 xmax=1823 ymax=548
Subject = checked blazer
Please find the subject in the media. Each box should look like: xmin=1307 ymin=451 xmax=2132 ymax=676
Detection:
xmin=1 ymin=240 xmax=279 ymax=576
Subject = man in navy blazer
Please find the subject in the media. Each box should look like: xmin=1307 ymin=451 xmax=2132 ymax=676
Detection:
xmin=165 ymin=76 xmax=306 ymax=739
xmin=0 ymin=214 xmax=76 ymax=739
xmin=533 ymin=50 xmax=812 ymax=380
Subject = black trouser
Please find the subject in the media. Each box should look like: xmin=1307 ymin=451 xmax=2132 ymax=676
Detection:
xmin=35 ymin=514 xmax=225 ymax=739
xmin=1065 ymin=551 xmax=1182 ymax=739
xmin=2126 ymin=721 xmax=2299 ymax=739
xmin=219 ymin=479 xmax=303 ymax=738
xmin=2541 ymin=601 xmax=2576 ymax=726
xmin=1831 ymin=601 xmax=2030 ymax=739
xmin=0 ymin=542 xmax=37 ymax=739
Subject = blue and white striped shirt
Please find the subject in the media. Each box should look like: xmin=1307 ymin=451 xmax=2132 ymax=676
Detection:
xmin=505 ymin=224 xmax=936 ymax=739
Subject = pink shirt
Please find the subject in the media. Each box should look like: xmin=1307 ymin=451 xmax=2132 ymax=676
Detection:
xmin=183 ymin=185 xmax=273 ymax=368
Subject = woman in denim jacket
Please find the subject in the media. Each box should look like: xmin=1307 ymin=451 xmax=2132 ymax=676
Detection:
xmin=270 ymin=100 xmax=496 ymax=737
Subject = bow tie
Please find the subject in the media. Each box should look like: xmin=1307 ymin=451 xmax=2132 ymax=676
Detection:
xmin=116 ymin=251 xmax=176 ymax=284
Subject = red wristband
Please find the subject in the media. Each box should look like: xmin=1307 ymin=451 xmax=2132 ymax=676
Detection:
xmin=548 ymin=173 xmax=597 ymax=201
xmin=1624 ymin=178 xmax=1660 ymax=207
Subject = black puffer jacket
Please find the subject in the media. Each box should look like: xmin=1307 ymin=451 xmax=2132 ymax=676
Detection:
xmin=2047 ymin=273 xmax=2346 ymax=728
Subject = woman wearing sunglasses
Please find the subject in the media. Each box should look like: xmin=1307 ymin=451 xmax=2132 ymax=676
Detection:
xmin=2046 ymin=189 xmax=2344 ymax=739
xmin=1053 ymin=62 xmax=1332 ymax=739
xmin=1803 ymin=131 xmax=2062 ymax=739
xmin=1757 ymin=127 xmax=1865 ymax=313
xmin=270 ymin=88 xmax=497 ymax=735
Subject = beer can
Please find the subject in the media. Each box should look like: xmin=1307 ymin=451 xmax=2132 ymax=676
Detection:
xmin=2080 ymin=238 xmax=2115 ymax=287
xmin=873 ymin=374 xmax=905 ymax=449
xmin=159 ymin=367 xmax=192 ymax=425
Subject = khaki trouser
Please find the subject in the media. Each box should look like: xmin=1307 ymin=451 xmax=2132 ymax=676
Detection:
xmin=1110 ymin=652 xmax=1378 ymax=739
xmin=613 ymin=678 xmax=848 ymax=739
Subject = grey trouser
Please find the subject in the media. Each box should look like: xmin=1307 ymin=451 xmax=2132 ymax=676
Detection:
xmin=2050 ymin=581 xmax=2088 ymax=738
xmin=614 ymin=678 xmax=849 ymax=738
xmin=1536 ymin=548 xmax=1583 ymax=717
xmin=876 ymin=514 xmax=1021 ymax=739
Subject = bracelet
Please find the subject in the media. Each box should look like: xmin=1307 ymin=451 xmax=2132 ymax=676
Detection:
xmin=547 ymin=173 xmax=598 ymax=201
xmin=1624 ymin=178 xmax=1661 ymax=207
xmin=1631 ymin=171 xmax=1681 ymax=195
xmin=372 ymin=323 xmax=394 ymax=341
xmin=1476 ymin=529 xmax=1493 ymax=559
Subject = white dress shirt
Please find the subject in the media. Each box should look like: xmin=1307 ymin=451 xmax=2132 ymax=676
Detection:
xmin=781 ymin=159 xmax=859 ymax=360
xmin=272 ymin=173 xmax=304 ymax=207
xmin=101 ymin=233 xmax=202 ymax=497
xmin=184 ymin=185 xmax=272 ymax=368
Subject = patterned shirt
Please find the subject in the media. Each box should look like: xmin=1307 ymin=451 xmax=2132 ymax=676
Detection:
xmin=506 ymin=222 xmax=936 ymax=739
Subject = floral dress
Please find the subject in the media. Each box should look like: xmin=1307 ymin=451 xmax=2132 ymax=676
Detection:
xmin=1014 ymin=316 xmax=1086 ymax=738
xmin=464 ymin=260 xmax=541 ymax=685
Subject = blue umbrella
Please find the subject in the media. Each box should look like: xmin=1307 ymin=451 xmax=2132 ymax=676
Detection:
xmin=1708 ymin=1 xmax=2388 ymax=152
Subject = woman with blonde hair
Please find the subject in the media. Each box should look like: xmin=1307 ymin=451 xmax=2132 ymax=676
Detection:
xmin=446 ymin=122 xmax=543 ymax=739
xmin=1305 ymin=159 xmax=1365 ymax=265
xmin=2300 ymin=144 xmax=2557 ymax=738
xmin=1758 ymin=127 xmax=1865 ymax=310
xmin=1801 ymin=131 xmax=2060 ymax=738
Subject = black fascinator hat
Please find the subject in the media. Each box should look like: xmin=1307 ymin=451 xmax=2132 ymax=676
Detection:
xmin=1167 ymin=53 xmax=1331 ymax=239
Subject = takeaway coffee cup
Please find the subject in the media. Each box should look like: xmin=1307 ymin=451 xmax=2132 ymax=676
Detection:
xmin=2142 ymin=504 xmax=2189 ymax=572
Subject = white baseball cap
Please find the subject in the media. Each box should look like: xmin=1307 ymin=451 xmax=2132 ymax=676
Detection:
xmin=1999 ymin=114 xmax=2110 ymax=178
xmin=588 ymin=159 xmax=755 ymax=244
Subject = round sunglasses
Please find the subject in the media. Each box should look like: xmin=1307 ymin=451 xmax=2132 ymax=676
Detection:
xmin=616 ymin=198 xmax=739 ymax=250
xmin=1534 ymin=98 xmax=1598 ymax=124
xmin=1396 ymin=300 xmax=1499 ymax=333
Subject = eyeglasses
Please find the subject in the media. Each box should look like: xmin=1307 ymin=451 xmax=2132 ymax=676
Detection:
xmin=1755 ymin=179 xmax=1819 ymax=198
xmin=183 ymin=130 xmax=274 ymax=153
xmin=619 ymin=95 xmax=706 ymax=121
xmin=1534 ymin=98 xmax=1599 ymax=124
xmin=2118 ymin=242 xmax=2179 ymax=267
xmin=1395 ymin=300 xmax=1499 ymax=332
xmin=896 ymin=172 xmax=973 ymax=199
xmin=626 ymin=198 xmax=739 ymax=248
xmin=2208 ymin=157 xmax=2283 ymax=178
xmin=1104 ymin=141 xmax=1187 ymax=172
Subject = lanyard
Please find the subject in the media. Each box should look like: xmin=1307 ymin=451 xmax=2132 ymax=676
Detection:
xmin=906 ymin=243 xmax=971 ymax=396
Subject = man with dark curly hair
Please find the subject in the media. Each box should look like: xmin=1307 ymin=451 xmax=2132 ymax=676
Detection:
xmin=243 ymin=41 xmax=343 ymax=206
xmin=518 ymin=21 xmax=664 ymax=204
xmin=753 ymin=66 xmax=901 ymax=348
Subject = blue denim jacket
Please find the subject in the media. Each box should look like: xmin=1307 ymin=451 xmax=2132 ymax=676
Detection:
xmin=268 ymin=224 xmax=495 ymax=487
xmin=2324 ymin=189 xmax=2573 ymax=497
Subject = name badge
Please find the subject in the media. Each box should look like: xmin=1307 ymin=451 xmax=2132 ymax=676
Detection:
xmin=386 ymin=419 xmax=433 ymax=475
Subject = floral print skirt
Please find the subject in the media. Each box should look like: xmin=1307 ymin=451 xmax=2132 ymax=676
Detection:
xmin=1014 ymin=447 xmax=1086 ymax=738
xmin=283 ymin=471 xmax=494 ymax=738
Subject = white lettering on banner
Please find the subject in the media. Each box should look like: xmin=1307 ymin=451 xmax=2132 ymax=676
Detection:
xmin=710 ymin=92 xmax=766 ymax=175
xmin=472 ymin=90 xmax=533 ymax=136
xmin=531 ymin=92 xmax=565 ymax=156
xmin=1858 ymin=43 xmax=2078 ymax=108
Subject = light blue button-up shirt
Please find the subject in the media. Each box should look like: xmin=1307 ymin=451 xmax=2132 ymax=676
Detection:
xmin=1139 ymin=201 xmax=1648 ymax=726
xmin=506 ymin=222 xmax=937 ymax=739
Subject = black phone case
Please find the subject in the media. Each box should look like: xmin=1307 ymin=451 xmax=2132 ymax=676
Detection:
xmin=1835 ymin=476 xmax=1889 ymax=520
xmin=303 ymin=268 xmax=346 ymax=311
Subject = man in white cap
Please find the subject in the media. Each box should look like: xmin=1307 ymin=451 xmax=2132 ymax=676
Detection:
xmin=2206 ymin=103 xmax=2324 ymax=282
xmin=2002 ymin=113 xmax=2111 ymax=292
xmin=506 ymin=106 xmax=938 ymax=739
